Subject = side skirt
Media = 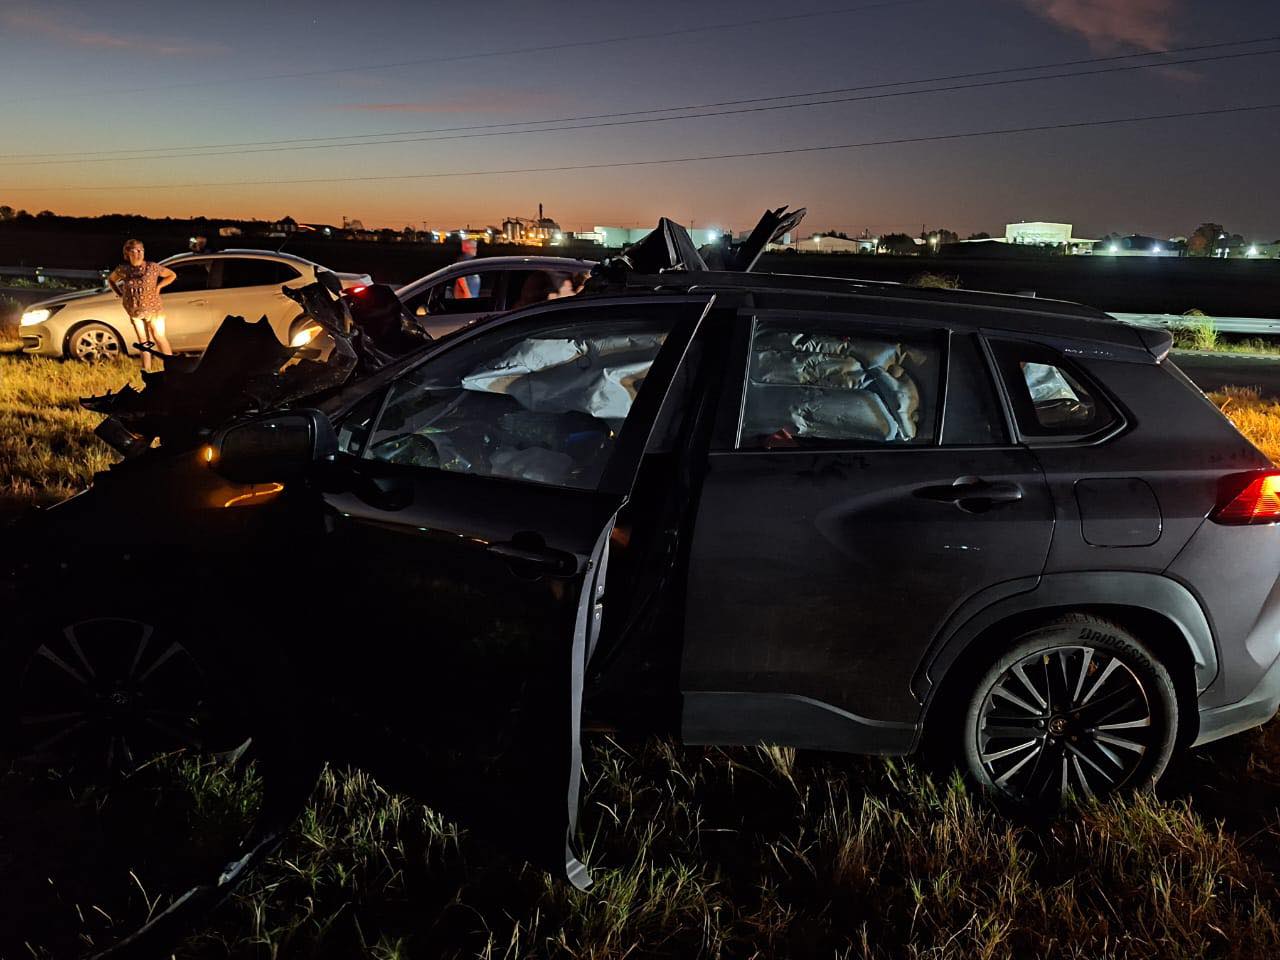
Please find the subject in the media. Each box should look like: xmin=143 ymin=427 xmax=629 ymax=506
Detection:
xmin=682 ymin=691 xmax=917 ymax=756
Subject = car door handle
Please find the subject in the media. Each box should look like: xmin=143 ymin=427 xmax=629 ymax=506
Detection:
xmin=914 ymin=478 xmax=1024 ymax=513
xmin=487 ymin=540 xmax=581 ymax=576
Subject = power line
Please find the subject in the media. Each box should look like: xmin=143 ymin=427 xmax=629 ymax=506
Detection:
xmin=8 ymin=32 xmax=1277 ymax=162
xmin=5 ymin=101 xmax=1275 ymax=193
xmin=5 ymin=46 xmax=1277 ymax=168
xmin=0 ymin=0 xmax=937 ymax=106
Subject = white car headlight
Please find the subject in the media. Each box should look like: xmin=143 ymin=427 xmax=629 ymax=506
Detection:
xmin=20 ymin=308 xmax=52 ymax=326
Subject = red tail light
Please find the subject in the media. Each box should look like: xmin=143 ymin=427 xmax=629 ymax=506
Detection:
xmin=349 ymin=284 xmax=367 ymax=295
xmin=1213 ymin=470 xmax=1280 ymax=525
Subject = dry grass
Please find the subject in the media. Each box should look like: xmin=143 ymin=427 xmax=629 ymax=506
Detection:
xmin=4 ymin=348 xmax=1280 ymax=959
xmin=0 ymin=339 xmax=138 ymax=506
xmin=7 ymin=741 xmax=1280 ymax=960
xmin=1210 ymin=386 xmax=1280 ymax=463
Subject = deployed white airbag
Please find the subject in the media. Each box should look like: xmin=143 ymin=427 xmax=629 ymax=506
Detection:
xmin=747 ymin=330 xmax=930 ymax=441
xmin=1022 ymin=362 xmax=1080 ymax=403
xmin=461 ymin=334 xmax=666 ymax=420
xmin=489 ymin=446 xmax=575 ymax=484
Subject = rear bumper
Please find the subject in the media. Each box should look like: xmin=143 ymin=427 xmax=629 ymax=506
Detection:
xmin=1193 ymin=650 xmax=1280 ymax=747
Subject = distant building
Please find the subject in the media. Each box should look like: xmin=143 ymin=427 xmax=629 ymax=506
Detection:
xmin=1098 ymin=235 xmax=1179 ymax=257
xmin=591 ymin=225 xmax=723 ymax=247
xmin=503 ymin=204 xmax=564 ymax=246
xmin=1004 ymin=222 xmax=1097 ymax=254
xmin=775 ymin=233 xmax=876 ymax=254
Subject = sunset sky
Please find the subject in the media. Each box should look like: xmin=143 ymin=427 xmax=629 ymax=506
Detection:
xmin=3 ymin=0 xmax=1279 ymax=239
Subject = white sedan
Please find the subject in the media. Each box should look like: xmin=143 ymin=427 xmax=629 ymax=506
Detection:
xmin=18 ymin=250 xmax=371 ymax=361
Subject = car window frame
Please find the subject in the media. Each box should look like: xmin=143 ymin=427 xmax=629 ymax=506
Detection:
xmin=344 ymin=294 xmax=716 ymax=496
xmin=722 ymin=309 xmax=954 ymax=453
xmin=980 ymin=334 xmax=1128 ymax=446
xmin=210 ymin=256 xmax=303 ymax=290
xmin=434 ymin=267 xmax=499 ymax=311
xmin=937 ymin=330 xmax=1013 ymax=447
xmin=162 ymin=258 xmax=213 ymax=294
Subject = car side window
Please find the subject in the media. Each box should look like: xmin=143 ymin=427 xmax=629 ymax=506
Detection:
xmin=336 ymin=388 xmax=386 ymax=457
xmin=362 ymin=314 xmax=673 ymax=490
xmin=164 ymin=261 xmax=211 ymax=293
xmin=403 ymin=272 xmax=498 ymax=318
xmin=987 ymin=338 xmax=1119 ymax=440
xmin=218 ymin=259 xmax=301 ymax=289
xmin=738 ymin=317 xmax=943 ymax=449
xmin=504 ymin=270 xmax=572 ymax=310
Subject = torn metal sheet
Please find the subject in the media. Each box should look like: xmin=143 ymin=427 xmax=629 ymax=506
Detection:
xmin=610 ymin=218 xmax=709 ymax=274
xmin=724 ymin=204 xmax=808 ymax=272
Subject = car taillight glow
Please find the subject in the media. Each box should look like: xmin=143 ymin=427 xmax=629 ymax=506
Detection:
xmin=349 ymin=284 xmax=367 ymax=294
xmin=1213 ymin=470 xmax=1280 ymax=525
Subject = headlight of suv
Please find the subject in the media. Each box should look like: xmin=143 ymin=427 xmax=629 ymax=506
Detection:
xmin=20 ymin=305 xmax=61 ymax=326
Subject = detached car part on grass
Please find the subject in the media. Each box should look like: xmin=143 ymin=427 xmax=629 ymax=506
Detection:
xmin=9 ymin=207 xmax=1280 ymax=957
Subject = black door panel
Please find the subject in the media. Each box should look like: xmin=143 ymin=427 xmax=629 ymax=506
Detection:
xmin=309 ymin=297 xmax=711 ymax=884
xmin=321 ymin=476 xmax=619 ymax=884
xmin=682 ymin=447 xmax=1054 ymax=728
xmin=681 ymin=316 xmax=1054 ymax=742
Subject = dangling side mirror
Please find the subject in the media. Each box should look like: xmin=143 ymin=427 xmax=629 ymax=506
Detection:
xmin=208 ymin=409 xmax=337 ymax=484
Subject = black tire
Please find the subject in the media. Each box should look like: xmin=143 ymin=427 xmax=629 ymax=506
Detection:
xmin=959 ymin=614 xmax=1178 ymax=807
xmin=64 ymin=320 xmax=126 ymax=363
xmin=1 ymin=599 xmax=250 ymax=777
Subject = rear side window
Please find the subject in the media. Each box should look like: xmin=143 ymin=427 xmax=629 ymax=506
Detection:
xmin=738 ymin=317 xmax=943 ymax=449
xmin=165 ymin=261 xmax=211 ymax=293
xmin=988 ymin=339 xmax=1119 ymax=440
xmin=219 ymin=258 xmax=301 ymax=288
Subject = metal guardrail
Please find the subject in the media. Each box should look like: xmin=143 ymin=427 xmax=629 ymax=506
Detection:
xmin=1110 ymin=313 xmax=1280 ymax=336
xmin=0 ymin=265 xmax=107 ymax=281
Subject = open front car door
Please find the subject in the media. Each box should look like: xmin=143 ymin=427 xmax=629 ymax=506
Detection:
xmin=301 ymin=294 xmax=713 ymax=887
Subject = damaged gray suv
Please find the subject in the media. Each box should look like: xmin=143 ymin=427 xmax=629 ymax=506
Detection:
xmin=5 ymin=218 xmax=1280 ymax=948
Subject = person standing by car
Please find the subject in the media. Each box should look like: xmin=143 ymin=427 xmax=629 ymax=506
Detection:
xmin=108 ymin=239 xmax=175 ymax=371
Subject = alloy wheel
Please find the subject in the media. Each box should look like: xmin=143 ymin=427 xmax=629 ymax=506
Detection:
xmin=975 ymin=644 xmax=1154 ymax=803
xmin=16 ymin=617 xmax=213 ymax=773
xmin=71 ymin=325 xmax=122 ymax=362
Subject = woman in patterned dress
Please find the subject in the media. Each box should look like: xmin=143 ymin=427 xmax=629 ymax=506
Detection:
xmin=107 ymin=239 xmax=176 ymax=371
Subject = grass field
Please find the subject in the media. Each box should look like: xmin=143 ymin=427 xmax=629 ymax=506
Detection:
xmin=4 ymin=346 xmax=1280 ymax=959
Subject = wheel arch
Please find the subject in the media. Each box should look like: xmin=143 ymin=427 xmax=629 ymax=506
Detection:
xmin=916 ymin=572 xmax=1214 ymax=752
xmin=62 ymin=316 xmax=134 ymax=358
